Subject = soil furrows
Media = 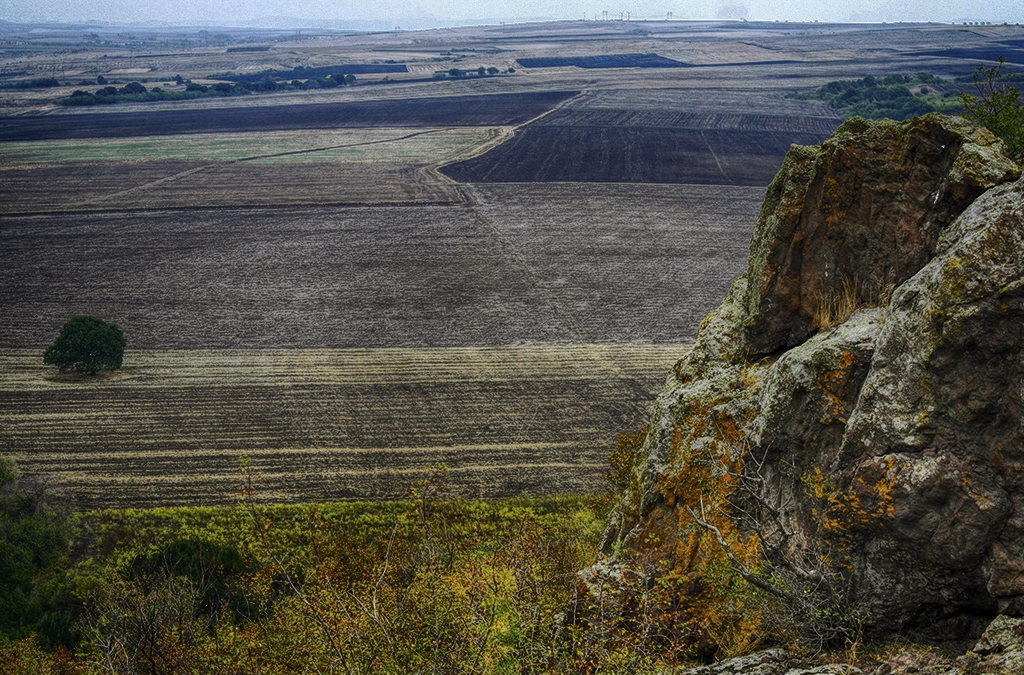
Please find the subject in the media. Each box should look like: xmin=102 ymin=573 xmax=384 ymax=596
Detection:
xmin=0 ymin=160 xmax=208 ymax=213
xmin=0 ymin=185 xmax=758 ymax=350
xmin=0 ymin=345 xmax=689 ymax=508
xmin=462 ymin=183 xmax=761 ymax=343
xmin=536 ymin=109 xmax=841 ymax=133
xmin=0 ymin=91 xmax=580 ymax=142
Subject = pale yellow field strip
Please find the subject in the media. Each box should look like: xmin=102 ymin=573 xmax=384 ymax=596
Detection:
xmin=16 ymin=441 xmax=579 ymax=464
xmin=0 ymin=344 xmax=690 ymax=391
xmin=0 ymin=127 xmax=496 ymax=166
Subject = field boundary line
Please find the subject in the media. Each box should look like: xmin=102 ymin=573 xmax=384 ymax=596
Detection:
xmin=429 ymin=89 xmax=588 ymax=186
xmin=419 ymin=126 xmax=515 ymax=191
xmin=233 ymin=128 xmax=445 ymax=163
xmin=2 ymin=199 xmax=466 ymax=218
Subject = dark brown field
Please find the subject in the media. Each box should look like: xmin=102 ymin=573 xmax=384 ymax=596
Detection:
xmin=0 ymin=91 xmax=577 ymax=141
xmin=441 ymin=85 xmax=840 ymax=184
xmin=441 ymin=127 xmax=827 ymax=185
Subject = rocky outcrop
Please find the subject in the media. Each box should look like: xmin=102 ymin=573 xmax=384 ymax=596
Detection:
xmin=743 ymin=115 xmax=1016 ymax=357
xmin=599 ymin=115 xmax=1023 ymax=642
xmin=671 ymin=615 xmax=1024 ymax=675
xmin=963 ymin=615 xmax=1024 ymax=674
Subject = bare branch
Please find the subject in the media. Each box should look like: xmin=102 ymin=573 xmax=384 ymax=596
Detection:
xmin=685 ymin=506 xmax=807 ymax=608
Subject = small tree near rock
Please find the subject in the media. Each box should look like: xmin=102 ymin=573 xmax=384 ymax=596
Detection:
xmin=961 ymin=57 xmax=1024 ymax=159
xmin=43 ymin=315 xmax=126 ymax=375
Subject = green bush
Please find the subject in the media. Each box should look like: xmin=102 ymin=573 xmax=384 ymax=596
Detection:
xmin=960 ymin=57 xmax=1024 ymax=159
xmin=0 ymin=459 xmax=79 ymax=650
xmin=118 ymin=82 xmax=146 ymax=95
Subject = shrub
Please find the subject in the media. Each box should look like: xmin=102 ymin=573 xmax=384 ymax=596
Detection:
xmin=960 ymin=57 xmax=1024 ymax=159
xmin=64 ymin=91 xmax=96 ymax=105
xmin=0 ymin=459 xmax=80 ymax=650
xmin=118 ymin=82 xmax=146 ymax=95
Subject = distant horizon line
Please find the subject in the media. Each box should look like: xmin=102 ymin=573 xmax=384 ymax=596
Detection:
xmin=0 ymin=16 xmax=1001 ymax=32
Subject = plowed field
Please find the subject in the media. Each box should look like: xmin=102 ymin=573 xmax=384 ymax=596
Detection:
xmin=0 ymin=128 xmax=496 ymax=212
xmin=0 ymin=91 xmax=577 ymax=141
xmin=1 ymin=184 xmax=761 ymax=349
xmin=440 ymin=88 xmax=839 ymax=185
xmin=441 ymin=126 xmax=825 ymax=185
xmin=0 ymin=345 xmax=689 ymax=508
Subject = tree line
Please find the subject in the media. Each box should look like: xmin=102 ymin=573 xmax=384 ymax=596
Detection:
xmin=57 ymin=73 xmax=358 ymax=106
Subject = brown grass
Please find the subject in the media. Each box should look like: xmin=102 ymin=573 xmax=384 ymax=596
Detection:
xmin=814 ymin=276 xmax=862 ymax=331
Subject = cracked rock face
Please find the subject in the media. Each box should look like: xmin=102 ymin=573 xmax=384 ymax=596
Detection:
xmin=742 ymin=116 xmax=1020 ymax=358
xmin=599 ymin=115 xmax=1024 ymax=638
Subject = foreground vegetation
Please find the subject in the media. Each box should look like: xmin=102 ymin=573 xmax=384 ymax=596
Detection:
xmin=0 ymin=460 xmax=591 ymax=673
xmin=960 ymin=58 xmax=1024 ymax=158
xmin=0 ymin=427 xmax=793 ymax=675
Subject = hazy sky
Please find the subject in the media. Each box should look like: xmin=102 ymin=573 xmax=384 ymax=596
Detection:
xmin=0 ymin=0 xmax=1019 ymax=26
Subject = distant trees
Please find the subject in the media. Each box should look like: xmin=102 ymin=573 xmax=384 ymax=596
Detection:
xmin=60 ymin=71 xmax=365 ymax=105
xmin=0 ymin=78 xmax=60 ymax=90
xmin=961 ymin=57 xmax=1024 ymax=159
xmin=791 ymin=72 xmax=962 ymax=121
xmin=43 ymin=315 xmax=125 ymax=375
xmin=435 ymin=66 xmax=505 ymax=79
xmin=119 ymin=81 xmax=147 ymax=95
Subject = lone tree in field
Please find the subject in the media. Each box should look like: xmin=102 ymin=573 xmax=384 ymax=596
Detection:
xmin=43 ymin=315 xmax=126 ymax=374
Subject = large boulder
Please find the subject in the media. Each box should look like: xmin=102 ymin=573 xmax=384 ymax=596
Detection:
xmin=598 ymin=115 xmax=1022 ymax=644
